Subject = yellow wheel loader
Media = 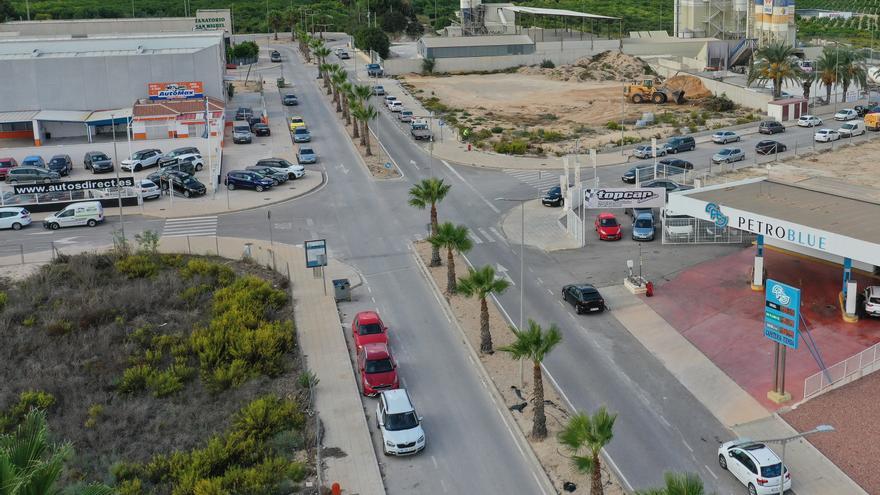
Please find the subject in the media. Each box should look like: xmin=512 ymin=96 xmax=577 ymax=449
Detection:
xmin=624 ymin=77 xmax=686 ymax=104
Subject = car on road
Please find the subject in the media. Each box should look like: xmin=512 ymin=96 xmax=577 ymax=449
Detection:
xmin=296 ymin=147 xmax=317 ymax=165
xmin=336 ymin=49 xmax=350 ymax=59
xmin=398 ymin=110 xmax=413 ymax=123
xmin=813 ymin=128 xmax=840 ymax=142
xmin=389 ymin=101 xmax=404 ymax=112
xmin=358 ymin=342 xmax=399 ymax=397
xmin=235 ymin=107 xmax=253 ymax=121
xmin=621 ymin=164 xmax=656 ymax=184
xmin=288 ymin=116 xmax=306 ymax=130
xmin=410 ymin=121 xmax=433 ymax=141
xmin=657 ymin=157 xmax=694 ymax=170
xmin=665 ymin=136 xmax=696 ymax=153
xmin=718 ymin=440 xmax=791 ymax=495
xmin=542 ymin=186 xmax=563 ymax=207
xmin=372 ymin=85 xmax=385 ymax=96
xmin=838 ymin=120 xmax=866 ymax=138
xmin=595 ymin=212 xmax=622 ymax=241
xmin=562 ymin=284 xmax=605 ymax=314
xmin=121 ymin=148 xmax=162 ymax=172
xmin=83 ymin=151 xmax=114 ymax=173
xmin=712 ymin=147 xmax=745 ymax=164
xmin=351 ymin=310 xmax=388 ymax=349
xmin=0 ymin=157 xmax=18 ymax=180
xmin=384 ymin=95 xmax=397 ymax=108
xmin=21 ymin=155 xmax=46 ymax=168
xmin=5 ymin=167 xmax=60 ymax=183
xmin=233 ymin=120 xmax=253 ymax=144
xmin=135 ymin=179 xmax=161 ymax=200
xmin=282 ymin=94 xmax=299 ymax=106
xmin=162 ymin=171 xmax=206 ymax=198
xmin=834 ymin=108 xmax=858 ymax=121
xmin=366 ymin=63 xmax=384 ymax=77
xmin=252 ymin=122 xmax=271 ymax=136
xmin=47 ymin=154 xmax=73 ymax=176
xmin=270 ymin=50 xmax=281 ymax=62
xmin=246 ymin=166 xmax=288 ymax=186
xmin=0 ymin=207 xmax=31 ymax=230
xmin=754 ymin=140 xmax=787 ymax=155
xmin=42 ymin=201 xmax=104 ymax=230
xmin=854 ymin=104 xmax=872 ymax=117
xmin=864 ymin=286 xmax=880 ymax=317
xmin=255 ymin=157 xmax=305 ymax=179
xmin=758 ymin=120 xmax=785 ymax=134
xmin=631 ymin=209 xmax=655 ymax=241
xmin=376 ymin=389 xmax=425 ymax=456
xmin=797 ymin=114 xmax=823 ymax=127
xmin=224 ymin=170 xmax=274 ymax=192
xmin=293 ymin=127 xmax=311 ymax=143
xmin=642 ymin=179 xmax=693 ymax=193
xmin=633 ymin=144 xmax=668 ymax=159
xmin=711 ymin=130 xmax=741 ymax=144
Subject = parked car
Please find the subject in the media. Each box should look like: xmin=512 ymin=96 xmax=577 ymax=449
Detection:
xmin=657 ymin=157 xmax=694 ymax=170
xmin=758 ymin=120 xmax=785 ymax=134
xmin=296 ymin=147 xmax=318 ymax=165
xmin=838 ymin=120 xmax=866 ymax=138
xmin=814 ymin=128 xmax=840 ymax=142
xmin=642 ymin=179 xmax=693 ymax=193
xmin=797 ymin=115 xmax=823 ymax=127
xmin=834 ymin=108 xmax=858 ymax=121
xmin=165 ymin=146 xmax=200 ymax=159
xmin=661 ymin=208 xmax=694 ymax=240
xmin=665 ymin=136 xmax=696 ymax=153
xmin=389 ymin=101 xmax=404 ymax=112
xmin=282 ymin=94 xmax=299 ymax=106
xmin=224 ymin=170 xmax=274 ymax=192
xmin=376 ymin=389 xmax=425 ymax=456
xmin=358 ymin=343 xmax=399 ymax=397
xmin=398 ymin=110 xmax=414 ymax=123
xmin=854 ymin=105 xmax=872 ymax=117
xmin=293 ymin=127 xmax=311 ymax=143
xmin=864 ymin=286 xmax=880 ymax=317
xmin=255 ymin=158 xmax=305 ymax=179
xmin=718 ymin=440 xmax=791 ymax=495
xmin=384 ymin=95 xmax=397 ymax=108
xmin=21 ymin=155 xmax=46 ymax=168
xmin=235 ymin=107 xmax=253 ymax=121
xmin=711 ymin=130 xmax=741 ymax=144
xmin=245 ymin=166 xmax=288 ymax=186
xmin=337 ymin=50 xmax=350 ymax=59
xmin=711 ymin=147 xmax=745 ymax=164
xmin=755 ymin=140 xmax=787 ymax=155
xmin=135 ymin=179 xmax=161 ymax=200
xmin=46 ymin=154 xmax=73 ymax=176
xmin=366 ymin=63 xmax=384 ymax=77
xmin=5 ymin=167 xmax=60 ymax=183
xmin=0 ymin=157 xmax=19 ymax=180
xmin=621 ymin=164 xmax=655 ymax=184
xmin=633 ymin=144 xmax=668 ymax=159
xmin=0 ymin=207 xmax=31 ymax=230
xmin=163 ymin=171 xmax=206 ymax=198
xmin=270 ymin=50 xmax=281 ymax=62
xmin=595 ymin=212 xmax=622 ymax=240
xmin=232 ymin=121 xmax=253 ymax=144
xmin=373 ymin=85 xmax=385 ymax=96
xmin=42 ymin=201 xmax=104 ymax=229
xmin=631 ymin=209 xmax=655 ymax=241
xmin=84 ymin=151 xmax=114 ymax=173
xmin=288 ymin=116 xmax=306 ymax=130
xmin=561 ymin=284 xmax=606 ymax=314
xmin=410 ymin=121 xmax=433 ymax=141
xmin=121 ymin=148 xmax=162 ymax=171
xmin=252 ymin=122 xmax=271 ymax=136
xmin=542 ymin=186 xmax=564 ymax=207
xmin=351 ymin=310 xmax=388 ymax=349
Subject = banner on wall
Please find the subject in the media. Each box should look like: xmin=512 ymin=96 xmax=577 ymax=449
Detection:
xmin=147 ymin=82 xmax=205 ymax=101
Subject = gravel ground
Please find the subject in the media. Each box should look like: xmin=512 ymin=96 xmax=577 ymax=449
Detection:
xmin=782 ymin=371 xmax=880 ymax=494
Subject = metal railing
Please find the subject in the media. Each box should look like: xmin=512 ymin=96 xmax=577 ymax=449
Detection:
xmin=0 ymin=242 xmax=66 ymax=267
xmin=803 ymin=342 xmax=880 ymax=401
xmin=0 ymin=187 xmax=137 ymax=207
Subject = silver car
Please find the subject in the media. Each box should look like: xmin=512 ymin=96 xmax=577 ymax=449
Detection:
xmin=121 ymin=149 xmax=163 ymax=171
xmin=711 ymin=131 xmax=740 ymax=144
xmin=633 ymin=144 xmax=668 ymax=159
xmin=711 ymin=147 xmax=745 ymax=164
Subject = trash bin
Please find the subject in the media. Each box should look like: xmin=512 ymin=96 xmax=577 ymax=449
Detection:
xmin=333 ymin=278 xmax=351 ymax=302
xmin=277 ymin=77 xmax=285 ymax=88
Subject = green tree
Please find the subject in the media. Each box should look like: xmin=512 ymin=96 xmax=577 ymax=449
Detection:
xmin=408 ymin=178 xmax=452 ymax=267
xmin=330 ymin=65 xmax=347 ymax=107
xmin=0 ymin=0 xmax=17 ymax=21
xmin=428 ymin=222 xmax=473 ymax=294
xmin=359 ymin=104 xmax=379 ymax=156
xmin=349 ymin=101 xmax=363 ymax=140
xmin=354 ymin=26 xmax=391 ymax=59
xmin=268 ymin=10 xmax=284 ymax=40
xmin=341 ymin=81 xmax=354 ymax=125
xmin=802 ymin=72 xmax=815 ymax=102
xmin=457 ymin=265 xmax=511 ymax=354
xmin=406 ymin=18 xmax=425 ymax=38
xmin=350 ymin=84 xmax=373 ymax=139
xmin=815 ymin=46 xmax=839 ymax=104
xmin=297 ymin=30 xmax=313 ymax=62
xmin=315 ymin=46 xmax=333 ymax=88
xmin=284 ymin=8 xmax=297 ymax=40
xmin=498 ymin=320 xmax=561 ymax=439
xmin=422 ymin=57 xmax=436 ymax=75
xmin=838 ymin=47 xmax=867 ymax=101
xmin=747 ymin=42 xmax=804 ymax=98
xmin=635 ymin=472 xmax=705 ymax=495
xmin=559 ymin=407 xmax=618 ymax=495
xmin=231 ymin=41 xmax=259 ymax=62
xmin=381 ymin=11 xmax=408 ymax=33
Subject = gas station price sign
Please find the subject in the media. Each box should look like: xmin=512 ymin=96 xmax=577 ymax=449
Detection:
xmin=764 ymin=279 xmax=801 ymax=349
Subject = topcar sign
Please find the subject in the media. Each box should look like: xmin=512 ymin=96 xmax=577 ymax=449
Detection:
xmin=148 ymin=82 xmax=205 ymax=101
xmin=583 ymin=187 xmax=666 ymax=209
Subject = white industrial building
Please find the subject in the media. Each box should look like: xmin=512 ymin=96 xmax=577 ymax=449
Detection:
xmin=673 ymin=0 xmax=795 ymax=47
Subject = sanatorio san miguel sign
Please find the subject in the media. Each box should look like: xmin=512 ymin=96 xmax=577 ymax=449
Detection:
xmin=147 ymin=82 xmax=205 ymax=101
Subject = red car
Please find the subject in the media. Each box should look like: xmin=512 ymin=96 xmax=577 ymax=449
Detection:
xmin=351 ymin=310 xmax=388 ymax=349
xmin=357 ymin=342 xmax=399 ymax=396
xmin=595 ymin=212 xmax=622 ymax=241
xmin=0 ymin=157 xmax=18 ymax=180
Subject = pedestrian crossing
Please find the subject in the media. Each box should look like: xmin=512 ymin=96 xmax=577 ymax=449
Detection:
xmin=162 ymin=216 xmax=218 ymax=238
xmin=414 ymin=226 xmax=506 ymax=245
xmin=504 ymin=169 xmax=566 ymax=192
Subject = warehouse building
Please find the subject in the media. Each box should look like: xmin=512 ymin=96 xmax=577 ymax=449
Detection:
xmin=417 ymin=34 xmax=535 ymax=58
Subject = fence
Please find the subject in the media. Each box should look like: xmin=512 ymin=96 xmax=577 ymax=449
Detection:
xmin=0 ymin=186 xmax=138 ymax=208
xmin=0 ymin=241 xmax=72 ymax=267
xmin=661 ymin=216 xmax=756 ymax=245
xmin=803 ymin=342 xmax=880 ymax=401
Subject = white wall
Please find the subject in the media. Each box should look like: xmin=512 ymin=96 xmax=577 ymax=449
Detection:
xmin=42 ymin=121 xmax=89 ymax=140
xmin=652 ymin=61 xmax=772 ymax=110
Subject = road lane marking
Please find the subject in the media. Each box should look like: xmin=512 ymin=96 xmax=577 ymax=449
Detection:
xmin=546 ymin=288 xmax=553 ymax=295
xmin=489 ymin=227 xmax=506 ymax=243
xmin=478 ymin=228 xmax=495 ymax=242
xmin=440 ymin=479 xmax=449 ymax=493
xmin=536 ymin=277 xmax=544 ymax=285
xmin=704 ymin=465 xmax=719 ymax=479
xmin=558 ymin=300 xmax=565 ymax=308
xmin=432 ymin=455 xmax=438 ymax=469
xmin=468 ymin=232 xmax=483 ymax=244
xmin=442 ymin=160 xmax=500 ymax=213
xmin=682 ymin=439 xmax=694 ymax=453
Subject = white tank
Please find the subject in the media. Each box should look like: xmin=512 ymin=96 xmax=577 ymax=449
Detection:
xmin=869 ymin=67 xmax=880 ymax=85
xmin=735 ymin=0 xmax=747 ymax=12
xmin=460 ymin=0 xmax=481 ymax=9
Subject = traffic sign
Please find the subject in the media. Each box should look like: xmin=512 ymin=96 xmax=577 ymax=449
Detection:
xmin=763 ymin=279 xmax=800 ymax=349
xmin=384 ymin=162 xmax=392 ymax=169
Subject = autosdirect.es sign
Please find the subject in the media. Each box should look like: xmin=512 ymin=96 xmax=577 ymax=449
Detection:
xmin=13 ymin=178 xmax=135 ymax=195
xmin=147 ymin=82 xmax=205 ymax=100
xmin=583 ymin=187 xmax=666 ymax=209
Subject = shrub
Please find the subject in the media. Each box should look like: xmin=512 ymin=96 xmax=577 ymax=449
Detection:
xmin=180 ymin=259 xmax=236 ymax=287
xmin=146 ymin=368 xmax=186 ymax=398
xmin=490 ymin=126 xmax=504 ymax=134
xmin=22 ymin=315 xmax=37 ymax=327
xmin=116 ymin=254 xmax=160 ymax=278
xmin=606 ymin=121 xmax=622 ymax=131
xmin=0 ymin=291 xmax=6 ymax=311
xmin=119 ymin=365 xmax=152 ymax=394
xmin=46 ymin=319 xmax=74 ymax=335
xmin=540 ymin=59 xmax=555 ymax=68
xmin=493 ymin=139 xmax=529 ymax=155
xmin=540 ymin=130 xmax=566 ymax=142
xmin=0 ymin=390 xmax=56 ymax=432
xmin=116 ymin=479 xmax=143 ymax=495
xmin=85 ymin=404 xmax=104 ymax=428
xmin=135 ymin=230 xmax=160 ymax=254
xmin=421 ymin=57 xmax=436 ymax=75
xmin=474 ymin=128 xmax=493 ymax=140
xmin=704 ymin=93 xmax=735 ymax=112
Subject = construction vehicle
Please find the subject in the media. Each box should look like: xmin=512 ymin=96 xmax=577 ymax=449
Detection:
xmin=624 ymin=77 xmax=686 ymax=104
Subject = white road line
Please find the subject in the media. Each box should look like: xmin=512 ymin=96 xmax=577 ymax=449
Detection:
xmin=704 ymin=465 xmax=719 ymax=479
xmin=536 ymin=277 xmax=544 ymax=285
xmin=164 ymin=215 xmax=217 ymax=222
xmin=558 ymin=300 xmax=565 ymax=308
xmin=546 ymin=288 xmax=553 ymax=295
xmin=306 ymin=218 xmax=314 ymax=227
xmin=568 ymin=313 xmax=576 ymax=321
xmin=682 ymin=439 xmax=694 ymax=453
xmin=440 ymin=478 xmax=449 ymax=493
xmin=442 ymin=160 xmax=500 ymax=214
xmin=468 ymin=232 xmax=483 ymax=244
xmin=370 ymin=296 xmax=376 ymax=303
xmin=489 ymin=227 xmax=506 ymax=242
xmin=478 ymin=228 xmax=495 ymax=242
xmin=366 ymin=285 xmax=372 ymax=293
xmin=432 ymin=455 xmax=439 ymax=469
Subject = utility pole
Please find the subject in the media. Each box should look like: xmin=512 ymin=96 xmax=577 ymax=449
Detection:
xmin=110 ymin=114 xmax=126 ymax=241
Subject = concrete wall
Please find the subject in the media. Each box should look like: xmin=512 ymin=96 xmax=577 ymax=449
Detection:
xmin=0 ymin=44 xmax=225 ymax=112
xmin=0 ymin=18 xmax=197 ymax=36
xmin=653 ymin=61 xmax=772 ymax=110
xmin=41 ymin=121 xmax=88 ymax=139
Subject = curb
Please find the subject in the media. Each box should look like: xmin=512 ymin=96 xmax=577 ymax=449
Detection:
xmin=409 ymin=241 xmax=558 ymax=495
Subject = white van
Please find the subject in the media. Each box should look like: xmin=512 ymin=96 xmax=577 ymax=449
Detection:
xmin=661 ymin=208 xmax=693 ymax=240
xmin=43 ymin=201 xmax=104 ymax=230
xmin=838 ymin=120 xmax=866 ymax=138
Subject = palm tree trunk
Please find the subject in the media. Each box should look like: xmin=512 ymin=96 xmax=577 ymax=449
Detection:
xmin=591 ymin=453 xmax=604 ymax=495
xmin=360 ymin=120 xmax=368 ymax=146
xmin=352 ymin=117 xmax=360 ymax=139
xmin=343 ymin=97 xmax=351 ymax=124
xmin=274 ymin=31 xmax=278 ymax=41
xmin=365 ymin=122 xmax=373 ymax=156
xmin=842 ymin=82 xmax=850 ymax=102
xmin=531 ymin=361 xmax=547 ymax=440
xmin=430 ymin=205 xmax=441 ymax=266
xmin=446 ymin=247 xmax=456 ymax=294
xmin=335 ymin=92 xmax=342 ymax=113
xmin=479 ymin=298 xmax=493 ymax=353
xmin=773 ymin=78 xmax=781 ymax=98
xmin=826 ymin=83 xmax=833 ymax=104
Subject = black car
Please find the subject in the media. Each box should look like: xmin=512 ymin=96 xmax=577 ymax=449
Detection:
xmin=542 ymin=186 xmax=564 ymax=207
xmin=47 ymin=154 xmax=73 ymax=176
xmin=642 ymin=179 xmax=694 ymax=193
xmin=252 ymin=123 xmax=271 ymax=136
xmin=235 ymin=107 xmax=253 ymax=121
xmin=758 ymin=120 xmax=785 ymax=134
xmin=562 ymin=284 xmax=605 ymax=314
xmin=657 ymin=157 xmax=694 ymax=170
xmin=156 ymin=157 xmax=196 ymax=175
xmin=854 ymin=105 xmax=871 ymax=117
xmin=245 ymin=166 xmax=288 ymax=185
xmin=147 ymin=167 xmax=192 ymax=188
xmin=282 ymin=94 xmax=299 ymax=106
xmin=83 ymin=151 xmax=114 ymax=173
xmin=755 ymin=140 xmax=787 ymax=155
xmin=621 ymin=164 xmax=656 ymax=184
xmin=164 ymin=172 xmax=206 ymax=198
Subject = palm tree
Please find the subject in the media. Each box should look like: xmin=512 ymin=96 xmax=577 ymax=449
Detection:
xmin=801 ymin=72 xmax=815 ymax=102
xmin=815 ymin=46 xmax=839 ymax=104
xmin=428 ymin=222 xmax=472 ymax=294
xmin=349 ymin=101 xmax=362 ymax=139
xmin=408 ymin=178 xmax=452 ymax=267
xmin=351 ymin=104 xmax=371 ymax=146
xmin=331 ymin=69 xmax=348 ymax=112
xmin=314 ymin=46 xmax=332 ymax=87
xmin=360 ymin=104 xmax=379 ymax=155
xmin=268 ymin=10 xmax=284 ymax=40
xmin=747 ymin=42 xmax=804 ymax=98
xmin=559 ymin=406 xmax=618 ymax=495
xmin=838 ymin=47 xmax=868 ymax=102
xmin=298 ymin=31 xmax=312 ymax=61
xmin=457 ymin=265 xmax=510 ymax=354
xmin=341 ymin=81 xmax=354 ymax=125
xmin=284 ymin=8 xmax=297 ymax=41
xmin=635 ymin=472 xmax=705 ymax=495
xmin=499 ymin=320 xmax=561 ymax=439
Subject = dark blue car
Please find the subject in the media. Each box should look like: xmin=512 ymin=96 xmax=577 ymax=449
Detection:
xmin=224 ymin=170 xmax=274 ymax=192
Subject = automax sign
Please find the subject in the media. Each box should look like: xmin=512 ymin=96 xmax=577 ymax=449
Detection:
xmin=147 ymin=82 xmax=205 ymax=101
xmin=583 ymin=187 xmax=666 ymax=209
xmin=13 ymin=178 xmax=135 ymax=195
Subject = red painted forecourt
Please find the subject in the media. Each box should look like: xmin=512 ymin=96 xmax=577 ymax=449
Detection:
xmin=12 ymin=177 xmax=136 ymax=195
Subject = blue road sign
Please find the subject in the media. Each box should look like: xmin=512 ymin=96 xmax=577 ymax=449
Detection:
xmin=764 ymin=279 xmax=801 ymax=349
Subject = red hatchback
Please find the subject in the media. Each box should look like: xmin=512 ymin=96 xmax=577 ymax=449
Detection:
xmin=0 ymin=157 xmax=18 ymax=180
xmin=358 ymin=343 xmax=399 ymax=396
xmin=595 ymin=212 xmax=622 ymax=241
xmin=351 ymin=310 xmax=388 ymax=349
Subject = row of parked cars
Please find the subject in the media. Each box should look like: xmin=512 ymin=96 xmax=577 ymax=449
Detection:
xmin=374 ymin=87 xmax=434 ymax=141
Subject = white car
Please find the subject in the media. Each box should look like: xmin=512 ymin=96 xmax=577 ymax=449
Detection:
xmin=254 ymin=157 xmax=305 ymax=179
xmin=797 ymin=115 xmax=823 ymax=127
xmin=864 ymin=286 xmax=880 ymax=317
xmin=633 ymin=144 xmax=668 ymax=159
xmin=135 ymin=179 xmax=161 ymax=200
xmin=834 ymin=108 xmax=858 ymax=121
xmin=712 ymin=147 xmax=745 ymax=164
xmin=814 ymin=128 xmax=840 ymax=142
xmin=712 ymin=130 xmax=740 ymax=144
xmin=376 ymin=389 xmax=426 ymax=456
xmin=389 ymin=101 xmax=404 ymax=112
xmin=173 ymin=152 xmax=205 ymax=171
xmin=718 ymin=440 xmax=791 ymax=495
xmin=0 ymin=207 xmax=31 ymax=230
xmin=838 ymin=121 xmax=865 ymax=138
xmin=121 ymin=148 xmax=163 ymax=172
xmin=384 ymin=95 xmax=397 ymax=108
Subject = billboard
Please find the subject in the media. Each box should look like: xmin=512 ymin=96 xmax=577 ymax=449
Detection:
xmin=195 ymin=9 xmax=232 ymax=32
xmin=763 ymin=279 xmax=801 ymax=349
xmin=305 ymin=239 xmax=328 ymax=268
xmin=13 ymin=177 xmax=135 ymax=195
xmin=583 ymin=187 xmax=666 ymax=209
xmin=147 ymin=82 xmax=205 ymax=101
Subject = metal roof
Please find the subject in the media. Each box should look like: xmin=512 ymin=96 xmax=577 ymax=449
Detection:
xmin=0 ymin=32 xmax=223 ymax=60
xmin=501 ymin=6 xmax=620 ymax=20
xmin=420 ymin=34 xmax=534 ymax=48
xmin=0 ymin=110 xmax=38 ymax=123
xmin=34 ymin=110 xmax=92 ymax=122
xmin=86 ymin=108 xmax=133 ymax=122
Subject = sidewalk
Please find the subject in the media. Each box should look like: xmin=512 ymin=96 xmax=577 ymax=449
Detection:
xmin=157 ymin=236 xmax=385 ymax=495
xmin=499 ymin=199 xmax=580 ymax=251
xmin=602 ymin=284 xmax=867 ymax=495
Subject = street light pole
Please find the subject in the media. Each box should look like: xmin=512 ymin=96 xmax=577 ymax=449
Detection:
xmin=751 ymin=424 xmax=835 ymax=495
xmin=496 ymin=196 xmax=533 ymax=388
xmin=110 ymin=114 xmax=125 ymax=241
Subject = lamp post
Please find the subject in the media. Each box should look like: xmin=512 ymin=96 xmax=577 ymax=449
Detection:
xmin=753 ymin=424 xmax=835 ymax=495
xmin=110 ymin=114 xmax=126 ymax=241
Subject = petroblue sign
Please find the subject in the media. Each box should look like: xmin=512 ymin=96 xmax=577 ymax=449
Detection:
xmin=764 ymin=279 xmax=800 ymax=349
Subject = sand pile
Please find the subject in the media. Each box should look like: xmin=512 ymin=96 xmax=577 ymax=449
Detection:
xmin=664 ymin=75 xmax=712 ymax=99
xmin=518 ymin=50 xmax=651 ymax=82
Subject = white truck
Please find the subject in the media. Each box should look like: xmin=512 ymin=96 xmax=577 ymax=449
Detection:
xmin=661 ymin=208 xmax=694 ymax=240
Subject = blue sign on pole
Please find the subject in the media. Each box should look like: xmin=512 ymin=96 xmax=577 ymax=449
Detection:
xmin=763 ymin=279 xmax=801 ymax=349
